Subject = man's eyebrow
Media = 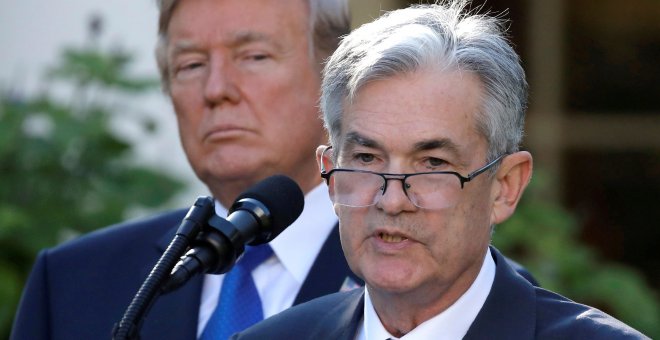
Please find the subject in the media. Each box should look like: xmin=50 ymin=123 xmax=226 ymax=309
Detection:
xmin=343 ymin=133 xmax=461 ymax=155
xmin=169 ymin=31 xmax=284 ymax=55
xmin=343 ymin=131 xmax=382 ymax=149
xmin=170 ymin=40 xmax=200 ymax=55
xmin=229 ymin=31 xmax=285 ymax=52
xmin=413 ymin=138 xmax=460 ymax=154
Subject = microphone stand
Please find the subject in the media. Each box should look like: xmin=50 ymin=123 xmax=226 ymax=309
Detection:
xmin=112 ymin=196 xmax=215 ymax=340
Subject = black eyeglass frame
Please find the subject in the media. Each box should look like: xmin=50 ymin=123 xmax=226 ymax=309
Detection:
xmin=320 ymin=146 xmax=508 ymax=194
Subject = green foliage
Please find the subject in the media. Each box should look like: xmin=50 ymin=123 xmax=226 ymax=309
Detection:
xmin=493 ymin=171 xmax=660 ymax=338
xmin=47 ymin=47 xmax=160 ymax=91
xmin=0 ymin=45 xmax=184 ymax=337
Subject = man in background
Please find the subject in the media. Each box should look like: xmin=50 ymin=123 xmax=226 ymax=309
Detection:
xmin=233 ymin=1 xmax=646 ymax=339
xmin=12 ymin=1 xmax=357 ymax=339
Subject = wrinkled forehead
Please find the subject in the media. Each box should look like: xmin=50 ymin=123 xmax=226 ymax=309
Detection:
xmin=335 ymin=70 xmax=486 ymax=158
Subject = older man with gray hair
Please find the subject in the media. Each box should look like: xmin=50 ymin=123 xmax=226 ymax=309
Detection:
xmin=232 ymin=1 xmax=647 ymax=339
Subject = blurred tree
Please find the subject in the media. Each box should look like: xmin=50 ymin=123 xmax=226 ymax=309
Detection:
xmin=0 ymin=44 xmax=184 ymax=337
xmin=493 ymin=171 xmax=660 ymax=338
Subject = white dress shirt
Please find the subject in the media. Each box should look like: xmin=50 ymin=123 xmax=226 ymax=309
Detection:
xmin=356 ymin=248 xmax=496 ymax=340
xmin=196 ymin=183 xmax=338 ymax=337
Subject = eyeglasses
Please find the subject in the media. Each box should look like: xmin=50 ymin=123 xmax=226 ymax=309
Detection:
xmin=320 ymin=147 xmax=507 ymax=210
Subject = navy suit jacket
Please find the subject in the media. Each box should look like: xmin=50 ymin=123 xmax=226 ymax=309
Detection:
xmin=10 ymin=209 xmax=360 ymax=340
xmin=233 ymin=247 xmax=647 ymax=340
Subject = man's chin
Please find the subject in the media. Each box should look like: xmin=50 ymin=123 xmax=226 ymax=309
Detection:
xmin=197 ymin=152 xmax=265 ymax=178
xmin=364 ymin=269 xmax=419 ymax=295
xmin=203 ymin=168 xmax=262 ymax=185
xmin=195 ymin=161 xmax=264 ymax=191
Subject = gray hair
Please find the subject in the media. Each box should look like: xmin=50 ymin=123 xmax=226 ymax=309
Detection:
xmin=154 ymin=0 xmax=350 ymax=92
xmin=321 ymin=1 xmax=528 ymax=162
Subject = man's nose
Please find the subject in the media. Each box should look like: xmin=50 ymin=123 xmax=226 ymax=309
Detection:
xmin=204 ymin=55 xmax=241 ymax=105
xmin=376 ymin=178 xmax=416 ymax=214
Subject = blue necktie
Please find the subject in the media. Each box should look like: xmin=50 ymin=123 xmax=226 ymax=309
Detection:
xmin=200 ymin=244 xmax=274 ymax=339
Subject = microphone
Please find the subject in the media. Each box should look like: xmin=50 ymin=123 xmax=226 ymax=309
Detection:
xmin=163 ymin=175 xmax=304 ymax=292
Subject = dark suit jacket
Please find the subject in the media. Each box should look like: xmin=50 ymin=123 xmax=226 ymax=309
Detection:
xmin=233 ymin=247 xmax=647 ymax=340
xmin=10 ymin=209 xmax=360 ymax=340
xmin=11 ymin=207 xmax=537 ymax=340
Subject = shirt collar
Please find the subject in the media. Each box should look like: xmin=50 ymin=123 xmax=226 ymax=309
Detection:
xmin=362 ymin=248 xmax=496 ymax=340
xmin=214 ymin=183 xmax=337 ymax=284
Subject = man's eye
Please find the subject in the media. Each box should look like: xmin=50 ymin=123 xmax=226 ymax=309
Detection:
xmin=173 ymin=62 xmax=203 ymax=76
xmin=242 ymin=53 xmax=270 ymax=62
xmin=356 ymin=153 xmax=375 ymax=163
xmin=250 ymin=54 xmax=269 ymax=61
xmin=181 ymin=62 xmax=204 ymax=70
xmin=171 ymin=61 xmax=206 ymax=81
xmin=426 ymin=157 xmax=446 ymax=168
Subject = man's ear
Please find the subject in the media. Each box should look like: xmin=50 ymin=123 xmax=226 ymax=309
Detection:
xmin=491 ymin=151 xmax=533 ymax=225
xmin=316 ymin=145 xmax=336 ymax=200
xmin=316 ymin=145 xmax=332 ymax=173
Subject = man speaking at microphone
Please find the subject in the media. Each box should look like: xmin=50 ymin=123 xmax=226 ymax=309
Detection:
xmin=232 ymin=2 xmax=646 ymax=339
xmin=11 ymin=0 xmax=360 ymax=339
xmin=11 ymin=1 xmax=535 ymax=339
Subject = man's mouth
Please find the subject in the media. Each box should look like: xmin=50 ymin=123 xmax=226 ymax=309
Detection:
xmin=378 ymin=232 xmax=408 ymax=243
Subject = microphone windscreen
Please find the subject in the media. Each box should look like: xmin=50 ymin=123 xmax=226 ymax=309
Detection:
xmin=234 ymin=174 xmax=305 ymax=236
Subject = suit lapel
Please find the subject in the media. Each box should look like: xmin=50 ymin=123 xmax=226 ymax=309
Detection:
xmin=294 ymin=223 xmax=364 ymax=305
xmin=312 ymin=288 xmax=365 ymax=340
xmin=464 ymin=247 xmax=536 ymax=339
xmin=141 ymin=274 xmax=204 ymax=339
xmin=335 ymin=289 xmax=365 ymax=340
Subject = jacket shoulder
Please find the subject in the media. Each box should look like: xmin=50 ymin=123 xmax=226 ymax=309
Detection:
xmin=535 ymin=288 xmax=649 ymax=339
xmin=51 ymin=209 xmax=186 ymax=253
xmin=11 ymin=209 xmax=190 ymax=340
